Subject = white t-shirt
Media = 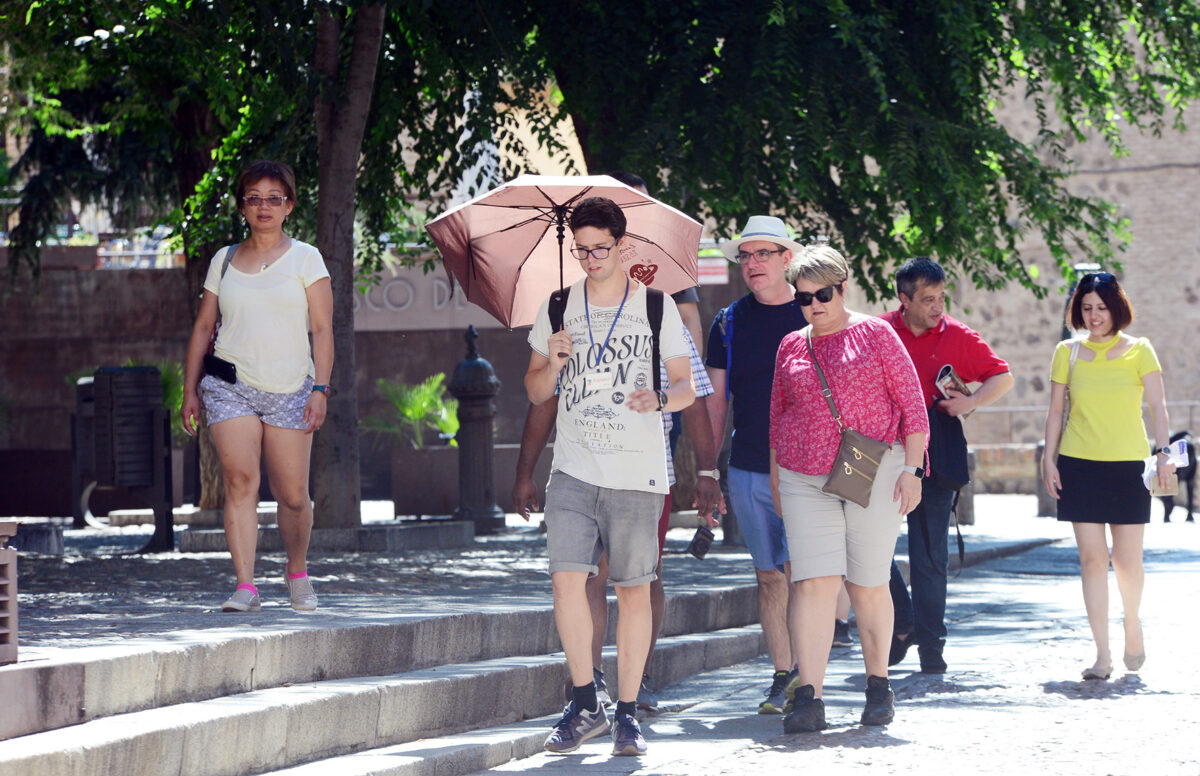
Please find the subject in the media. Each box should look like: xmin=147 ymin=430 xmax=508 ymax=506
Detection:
xmin=203 ymin=240 xmax=330 ymax=393
xmin=528 ymin=278 xmax=689 ymax=494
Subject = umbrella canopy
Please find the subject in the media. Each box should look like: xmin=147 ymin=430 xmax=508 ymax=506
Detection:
xmin=425 ymin=174 xmax=702 ymax=328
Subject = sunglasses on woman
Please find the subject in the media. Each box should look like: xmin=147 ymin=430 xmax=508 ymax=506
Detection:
xmin=1081 ymin=271 xmax=1115 ymax=288
xmin=794 ymin=285 xmax=839 ymax=306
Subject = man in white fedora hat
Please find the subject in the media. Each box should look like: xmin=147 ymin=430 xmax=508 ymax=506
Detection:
xmin=705 ymin=215 xmax=811 ymax=713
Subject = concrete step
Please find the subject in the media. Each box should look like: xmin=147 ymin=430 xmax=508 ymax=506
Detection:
xmin=0 ymin=584 xmax=757 ymax=741
xmin=0 ymin=626 xmax=765 ymax=776
xmin=263 ymin=633 xmax=775 ymax=776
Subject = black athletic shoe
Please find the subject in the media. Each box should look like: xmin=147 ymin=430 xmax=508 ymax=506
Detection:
xmin=888 ymin=633 xmax=913 ymax=666
xmin=919 ymin=646 xmax=947 ymax=674
xmin=860 ymin=674 xmax=895 ymax=726
xmin=782 ymin=684 xmax=827 ymax=733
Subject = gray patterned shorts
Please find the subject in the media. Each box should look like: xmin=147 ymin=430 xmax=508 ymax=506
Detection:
xmin=199 ymin=374 xmax=314 ymax=430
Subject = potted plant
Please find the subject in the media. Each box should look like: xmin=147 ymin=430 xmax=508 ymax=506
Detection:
xmin=361 ymin=373 xmax=461 ymax=517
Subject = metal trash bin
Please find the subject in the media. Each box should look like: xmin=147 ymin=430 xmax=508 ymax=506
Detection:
xmin=71 ymin=366 xmax=175 ymax=551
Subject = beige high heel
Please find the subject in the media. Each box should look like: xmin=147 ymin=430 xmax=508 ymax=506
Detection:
xmin=1124 ymin=622 xmax=1145 ymax=671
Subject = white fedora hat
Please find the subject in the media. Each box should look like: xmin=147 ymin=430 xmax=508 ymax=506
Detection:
xmin=721 ymin=215 xmax=804 ymax=261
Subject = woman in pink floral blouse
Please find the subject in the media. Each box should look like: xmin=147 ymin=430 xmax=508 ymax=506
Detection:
xmin=768 ymin=245 xmax=928 ymax=734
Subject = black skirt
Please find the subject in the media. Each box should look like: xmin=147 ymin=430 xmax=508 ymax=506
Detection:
xmin=1056 ymin=455 xmax=1150 ymax=524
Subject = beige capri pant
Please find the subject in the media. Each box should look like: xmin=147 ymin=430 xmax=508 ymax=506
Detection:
xmin=777 ymin=443 xmax=906 ymax=587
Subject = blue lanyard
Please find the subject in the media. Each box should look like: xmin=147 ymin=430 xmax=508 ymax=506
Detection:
xmin=584 ymin=276 xmax=630 ymax=361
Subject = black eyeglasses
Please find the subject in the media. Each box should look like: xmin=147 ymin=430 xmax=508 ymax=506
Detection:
xmin=570 ymin=244 xmax=616 ymax=260
xmin=794 ymin=285 xmax=839 ymax=306
xmin=243 ymin=195 xmax=289 ymax=208
xmin=734 ymin=248 xmax=786 ymax=265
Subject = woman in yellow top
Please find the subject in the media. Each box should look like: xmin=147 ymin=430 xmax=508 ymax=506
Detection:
xmin=1042 ymin=272 xmax=1174 ymax=681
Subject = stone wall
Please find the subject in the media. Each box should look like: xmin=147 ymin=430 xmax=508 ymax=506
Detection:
xmin=847 ymin=98 xmax=1200 ymax=444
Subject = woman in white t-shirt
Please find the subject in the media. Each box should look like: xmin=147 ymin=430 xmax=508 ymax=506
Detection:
xmin=181 ymin=160 xmax=334 ymax=614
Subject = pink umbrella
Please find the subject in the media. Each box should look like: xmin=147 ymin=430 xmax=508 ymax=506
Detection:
xmin=425 ymin=174 xmax=702 ymax=328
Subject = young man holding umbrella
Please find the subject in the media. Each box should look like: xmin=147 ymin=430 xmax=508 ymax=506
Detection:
xmin=526 ymin=197 xmax=695 ymax=757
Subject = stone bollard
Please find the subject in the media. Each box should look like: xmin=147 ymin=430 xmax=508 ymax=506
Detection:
xmin=7 ymin=523 xmax=65 ymax=556
xmin=0 ymin=521 xmax=17 ymax=664
xmin=1034 ymin=441 xmax=1057 ymax=517
xmin=447 ymin=327 xmax=506 ymax=535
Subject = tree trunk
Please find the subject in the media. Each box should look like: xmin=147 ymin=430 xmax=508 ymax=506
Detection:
xmin=173 ymin=99 xmax=227 ymax=510
xmin=310 ymin=2 xmax=385 ymax=528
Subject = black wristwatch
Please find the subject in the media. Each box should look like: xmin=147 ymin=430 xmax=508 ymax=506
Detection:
xmin=657 ymin=389 xmax=668 ymax=411
xmin=902 ymin=465 xmax=925 ymax=478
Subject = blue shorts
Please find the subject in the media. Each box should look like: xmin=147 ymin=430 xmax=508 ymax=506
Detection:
xmin=199 ymin=374 xmax=314 ymax=430
xmin=727 ymin=466 xmax=789 ymax=573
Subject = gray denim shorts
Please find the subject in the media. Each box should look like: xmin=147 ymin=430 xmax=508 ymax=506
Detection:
xmin=544 ymin=471 xmax=664 ymax=586
xmin=199 ymin=374 xmax=314 ymax=430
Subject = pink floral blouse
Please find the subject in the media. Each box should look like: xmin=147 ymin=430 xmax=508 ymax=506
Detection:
xmin=770 ymin=317 xmax=928 ymax=475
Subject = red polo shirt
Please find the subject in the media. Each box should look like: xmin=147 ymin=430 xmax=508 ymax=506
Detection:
xmin=880 ymin=309 xmax=1010 ymax=410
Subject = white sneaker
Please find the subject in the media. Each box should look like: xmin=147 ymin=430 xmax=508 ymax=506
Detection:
xmin=221 ymin=588 xmax=261 ymax=612
xmin=287 ymin=575 xmax=318 ymax=611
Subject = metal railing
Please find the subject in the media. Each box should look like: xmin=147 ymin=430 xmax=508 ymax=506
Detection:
xmin=972 ymin=400 xmax=1200 ymax=445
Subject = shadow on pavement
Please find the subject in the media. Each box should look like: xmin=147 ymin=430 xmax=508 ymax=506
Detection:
xmin=1041 ymin=673 xmax=1169 ymax=700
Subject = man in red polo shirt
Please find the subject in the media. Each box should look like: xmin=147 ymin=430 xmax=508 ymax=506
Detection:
xmin=881 ymin=257 xmax=1013 ymax=673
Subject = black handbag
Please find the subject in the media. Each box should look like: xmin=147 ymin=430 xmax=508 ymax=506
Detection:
xmin=805 ymin=328 xmax=891 ymax=508
xmin=203 ymin=243 xmax=240 ymax=384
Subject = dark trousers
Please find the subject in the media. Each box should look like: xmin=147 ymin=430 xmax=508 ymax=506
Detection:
xmin=890 ymin=478 xmax=957 ymax=651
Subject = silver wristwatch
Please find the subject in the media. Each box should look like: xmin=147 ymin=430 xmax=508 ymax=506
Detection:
xmin=697 ymin=469 xmax=720 ymax=482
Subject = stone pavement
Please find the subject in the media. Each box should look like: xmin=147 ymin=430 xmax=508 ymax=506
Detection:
xmin=466 ymin=500 xmax=1200 ymax=776
xmin=7 ymin=494 xmax=1195 ymax=775
xmin=16 ymin=495 xmax=1053 ymax=653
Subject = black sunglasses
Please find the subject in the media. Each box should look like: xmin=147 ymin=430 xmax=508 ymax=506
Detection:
xmin=1081 ymin=271 xmax=1115 ymax=287
xmin=794 ymin=285 xmax=839 ymax=306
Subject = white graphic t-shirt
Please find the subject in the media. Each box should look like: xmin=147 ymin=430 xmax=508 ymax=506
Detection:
xmin=528 ymin=279 xmax=689 ymax=494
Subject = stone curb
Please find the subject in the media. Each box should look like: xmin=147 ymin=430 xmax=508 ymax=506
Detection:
xmin=176 ymin=521 xmax=476 ymax=553
xmin=895 ymin=537 xmax=1063 ymax=580
xmin=0 ymin=627 xmax=765 ymax=776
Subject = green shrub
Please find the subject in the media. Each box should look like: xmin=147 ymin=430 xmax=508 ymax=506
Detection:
xmin=361 ymin=373 xmax=459 ymax=449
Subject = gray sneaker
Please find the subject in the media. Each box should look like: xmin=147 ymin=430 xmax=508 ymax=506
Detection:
xmin=758 ymin=669 xmax=796 ymax=714
xmin=611 ymin=713 xmax=647 ymax=756
xmin=221 ymin=588 xmax=261 ymax=612
xmin=594 ymin=667 xmax=612 ymax=708
xmin=832 ymin=619 xmax=855 ymax=648
xmin=287 ymin=575 xmax=318 ymax=612
xmin=636 ymin=674 xmax=658 ymax=711
xmin=544 ymin=702 xmax=609 ymax=754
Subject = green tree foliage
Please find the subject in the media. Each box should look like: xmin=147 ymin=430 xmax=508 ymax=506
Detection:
xmin=6 ymin=0 xmax=1200 ymax=519
xmin=510 ymin=0 xmax=1200 ymax=298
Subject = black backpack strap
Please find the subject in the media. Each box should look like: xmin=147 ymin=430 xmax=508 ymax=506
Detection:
xmin=220 ymin=243 xmax=239 ymax=280
xmin=211 ymin=243 xmax=240 ymax=328
xmin=718 ymin=301 xmax=736 ymax=400
xmin=549 ymin=286 xmax=571 ymax=333
xmin=951 ymin=490 xmax=966 ymax=578
xmin=647 ymin=288 xmax=664 ymax=392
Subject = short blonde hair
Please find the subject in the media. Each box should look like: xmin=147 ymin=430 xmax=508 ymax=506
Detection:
xmin=786 ymin=244 xmax=850 ymax=287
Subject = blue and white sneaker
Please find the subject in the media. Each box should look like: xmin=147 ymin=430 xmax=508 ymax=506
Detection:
xmin=544 ymin=701 xmax=609 ymax=754
xmin=611 ymin=713 xmax=647 ymax=756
